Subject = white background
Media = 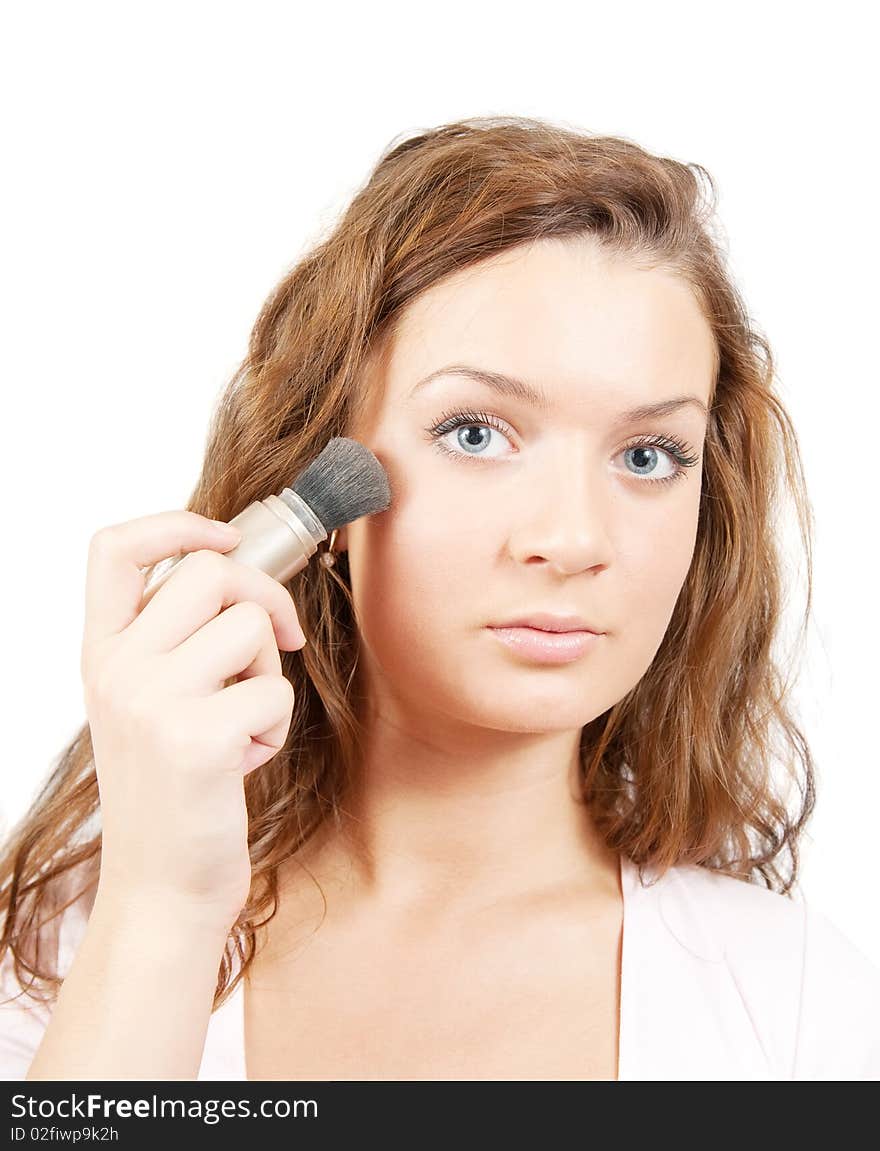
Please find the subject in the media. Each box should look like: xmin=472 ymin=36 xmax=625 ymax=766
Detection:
xmin=1 ymin=2 xmax=876 ymax=966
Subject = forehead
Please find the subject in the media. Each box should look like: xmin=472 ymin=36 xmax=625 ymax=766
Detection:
xmin=375 ymin=236 xmax=717 ymax=416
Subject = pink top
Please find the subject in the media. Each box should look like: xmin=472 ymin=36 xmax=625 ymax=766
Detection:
xmin=2 ymin=853 xmax=879 ymax=1080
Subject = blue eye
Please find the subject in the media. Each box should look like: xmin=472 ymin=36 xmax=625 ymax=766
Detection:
xmin=426 ymin=407 xmax=700 ymax=487
xmin=431 ymin=409 xmax=513 ymax=459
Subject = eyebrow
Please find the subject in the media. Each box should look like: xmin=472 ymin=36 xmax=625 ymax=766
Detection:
xmin=408 ymin=364 xmax=710 ymax=423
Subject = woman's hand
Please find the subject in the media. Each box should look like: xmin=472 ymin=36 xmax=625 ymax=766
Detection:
xmin=79 ymin=510 xmax=306 ymax=935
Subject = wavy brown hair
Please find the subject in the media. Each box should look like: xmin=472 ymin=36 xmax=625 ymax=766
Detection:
xmin=1 ymin=114 xmax=816 ymax=1013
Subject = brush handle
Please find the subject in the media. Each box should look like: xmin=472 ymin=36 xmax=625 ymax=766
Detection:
xmin=140 ymin=495 xmax=324 ymax=608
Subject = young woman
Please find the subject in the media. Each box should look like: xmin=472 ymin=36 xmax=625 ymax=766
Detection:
xmin=2 ymin=115 xmax=877 ymax=1081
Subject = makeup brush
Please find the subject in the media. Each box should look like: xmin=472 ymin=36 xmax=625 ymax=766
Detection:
xmin=140 ymin=437 xmax=390 ymax=607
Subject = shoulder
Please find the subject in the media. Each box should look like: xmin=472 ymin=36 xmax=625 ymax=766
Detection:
xmin=651 ymin=862 xmax=806 ymax=962
xmin=0 ymin=870 xmax=95 ymax=1081
xmin=648 ymin=862 xmax=880 ymax=1079
xmin=795 ymin=896 xmax=880 ymax=1079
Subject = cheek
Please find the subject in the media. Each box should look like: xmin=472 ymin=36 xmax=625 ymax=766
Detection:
xmin=365 ymin=461 xmax=495 ymax=581
xmin=618 ymin=503 xmax=700 ymax=635
xmin=347 ymin=495 xmax=487 ymax=648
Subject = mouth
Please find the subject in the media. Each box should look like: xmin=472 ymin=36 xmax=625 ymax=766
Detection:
xmin=486 ymin=625 xmax=603 ymax=665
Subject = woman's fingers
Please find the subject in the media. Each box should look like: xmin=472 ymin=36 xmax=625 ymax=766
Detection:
xmin=82 ymin=511 xmax=241 ymax=673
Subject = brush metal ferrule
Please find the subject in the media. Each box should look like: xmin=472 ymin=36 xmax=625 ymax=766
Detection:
xmin=140 ymin=491 xmax=327 ymax=607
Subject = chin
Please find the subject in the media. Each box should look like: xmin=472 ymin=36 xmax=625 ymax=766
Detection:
xmin=453 ymin=686 xmax=600 ymax=733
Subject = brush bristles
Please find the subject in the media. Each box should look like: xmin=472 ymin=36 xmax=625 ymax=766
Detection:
xmin=288 ymin=437 xmax=391 ymax=532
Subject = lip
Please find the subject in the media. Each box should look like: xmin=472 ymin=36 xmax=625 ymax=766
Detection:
xmin=487 ymin=625 xmax=603 ymax=665
xmin=490 ymin=612 xmax=605 ymax=635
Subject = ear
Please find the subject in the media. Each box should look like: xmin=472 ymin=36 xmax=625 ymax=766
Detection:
xmin=333 ymin=524 xmax=348 ymax=553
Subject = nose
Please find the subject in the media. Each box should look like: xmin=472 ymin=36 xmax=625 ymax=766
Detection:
xmin=506 ymin=438 xmax=614 ymax=576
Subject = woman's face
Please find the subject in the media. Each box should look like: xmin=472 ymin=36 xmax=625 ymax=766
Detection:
xmin=340 ymin=236 xmax=716 ymax=734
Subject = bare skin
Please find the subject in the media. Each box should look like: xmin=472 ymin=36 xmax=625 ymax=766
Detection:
xmin=245 ymin=773 xmax=624 ymax=1079
xmin=245 ymin=234 xmax=715 ymax=1079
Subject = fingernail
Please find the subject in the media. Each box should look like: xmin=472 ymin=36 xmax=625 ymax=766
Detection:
xmin=212 ymin=520 xmax=241 ymax=539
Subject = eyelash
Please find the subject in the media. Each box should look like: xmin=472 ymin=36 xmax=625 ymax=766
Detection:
xmin=426 ymin=406 xmax=701 ymax=487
